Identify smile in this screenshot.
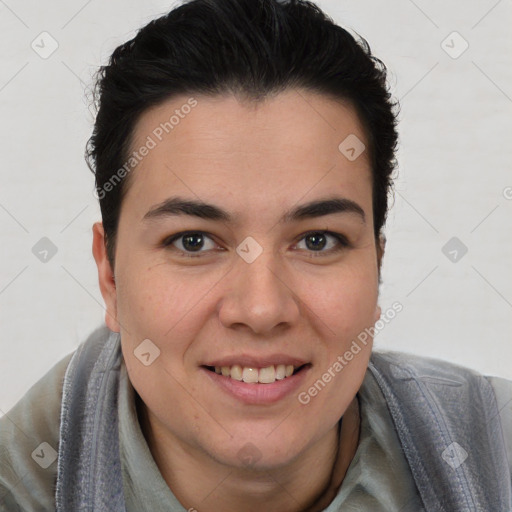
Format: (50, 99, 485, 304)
(204, 364, 309, 384)
(201, 364, 312, 405)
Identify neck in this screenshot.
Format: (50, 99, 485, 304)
(136, 395, 360, 512)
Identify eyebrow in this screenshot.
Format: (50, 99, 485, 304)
(142, 195, 366, 224)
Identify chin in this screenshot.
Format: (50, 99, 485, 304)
(207, 430, 307, 471)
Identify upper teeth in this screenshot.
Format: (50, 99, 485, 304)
(214, 364, 296, 383)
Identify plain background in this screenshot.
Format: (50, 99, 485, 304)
(0, 0, 511, 414)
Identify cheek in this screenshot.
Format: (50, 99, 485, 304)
(298, 260, 379, 336)
(117, 262, 217, 337)
(117, 269, 209, 418)
(114, 273, 201, 395)
(307, 260, 377, 408)
(122, 345, 205, 446)
(296, 270, 376, 424)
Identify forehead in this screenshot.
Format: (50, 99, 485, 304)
(122, 90, 372, 222)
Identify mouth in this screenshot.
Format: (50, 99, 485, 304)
(200, 362, 312, 405)
(201, 363, 311, 384)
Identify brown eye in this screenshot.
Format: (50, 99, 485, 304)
(304, 232, 328, 250)
(180, 233, 205, 251)
(295, 231, 349, 256)
(163, 231, 218, 257)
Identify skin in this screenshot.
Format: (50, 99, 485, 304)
(92, 89, 384, 512)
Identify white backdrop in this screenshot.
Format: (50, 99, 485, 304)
(1, 0, 511, 414)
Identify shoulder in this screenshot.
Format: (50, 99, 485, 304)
(370, 347, 512, 408)
(370, 349, 492, 378)
(0, 329, 103, 510)
(369, 349, 512, 479)
(369, 348, 512, 400)
(484, 374, 512, 477)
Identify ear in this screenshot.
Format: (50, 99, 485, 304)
(373, 304, 382, 324)
(92, 222, 120, 332)
(374, 233, 386, 323)
(376, 233, 386, 271)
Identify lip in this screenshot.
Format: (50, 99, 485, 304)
(200, 364, 312, 405)
(202, 354, 309, 368)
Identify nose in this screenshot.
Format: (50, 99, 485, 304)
(217, 250, 300, 335)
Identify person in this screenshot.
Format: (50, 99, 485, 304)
(1, 0, 511, 510)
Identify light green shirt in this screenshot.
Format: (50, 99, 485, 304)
(1, 350, 511, 511)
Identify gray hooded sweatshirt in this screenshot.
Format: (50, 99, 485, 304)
(1, 326, 511, 511)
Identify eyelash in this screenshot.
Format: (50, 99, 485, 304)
(161, 230, 350, 259)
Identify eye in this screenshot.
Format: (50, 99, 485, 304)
(162, 230, 349, 259)
(294, 231, 349, 256)
(163, 231, 219, 258)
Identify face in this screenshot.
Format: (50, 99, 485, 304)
(93, 89, 383, 471)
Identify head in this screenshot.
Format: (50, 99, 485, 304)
(90, 0, 398, 472)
